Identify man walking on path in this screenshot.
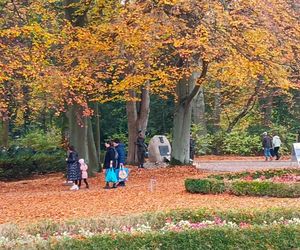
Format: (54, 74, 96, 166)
(272, 134, 282, 160)
(262, 132, 272, 161)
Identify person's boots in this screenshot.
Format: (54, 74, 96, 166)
(112, 183, 117, 188)
(104, 182, 110, 189)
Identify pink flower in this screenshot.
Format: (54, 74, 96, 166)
(166, 218, 172, 223)
(239, 222, 250, 228)
(214, 217, 223, 225)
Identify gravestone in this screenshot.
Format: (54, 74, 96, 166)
(291, 143, 300, 166)
(148, 135, 171, 163)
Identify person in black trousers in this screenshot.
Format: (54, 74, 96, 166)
(103, 141, 117, 189)
(136, 131, 147, 168)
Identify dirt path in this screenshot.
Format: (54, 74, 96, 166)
(0, 166, 299, 226)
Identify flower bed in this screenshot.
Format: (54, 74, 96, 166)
(0, 209, 299, 249)
(186, 169, 300, 197)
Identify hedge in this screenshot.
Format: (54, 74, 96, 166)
(53, 225, 300, 250)
(185, 178, 225, 194)
(230, 181, 300, 198)
(185, 178, 300, 197)
(208, 168, 300, 181)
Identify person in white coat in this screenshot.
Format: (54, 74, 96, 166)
(272, 135, 282, 160)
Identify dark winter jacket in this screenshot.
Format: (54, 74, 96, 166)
(262, 135, 272, 148)
(115, 143, 126, 168)
(103, 147, 117, 169)
(136, 136, 147, 153)
(67, 151, 81, 181)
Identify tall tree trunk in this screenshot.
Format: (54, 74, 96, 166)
(64, 0, 99, 174)
(1, 117, 9, 148)
(22, 84, 30, 133)
(263, 94, 273, 127)
(94, 103, 101, 167)
(171, 61, 208, 164)
(126, 85, 150, 164)
(213, 81, 221, 133)
(67, 105, 98, 175)
(192, 86, 207, 136)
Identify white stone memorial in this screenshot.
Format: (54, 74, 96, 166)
(148, 135, 171, 163)
(291, 143, 300, 167)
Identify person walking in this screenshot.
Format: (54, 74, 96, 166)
(262, 132, 272, 161)
(136, 131, 147, 168)
(272, 134, 282, 160)
(190, 134, 195, 163)
(78, 158, 89, 188)
(67, 145, 81, 190)
(103, 141, 117, 189)
(113, 138, 127, 186)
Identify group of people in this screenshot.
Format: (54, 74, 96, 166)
(66, 145, 89, 191)
(66, 138, 130, 190)
(262, 132, 282, 161)
(103, 138, 127, 189)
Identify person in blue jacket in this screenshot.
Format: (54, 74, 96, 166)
(113, 138, 127, 187)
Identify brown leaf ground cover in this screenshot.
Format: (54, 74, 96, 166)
(0, 161, 299, 226)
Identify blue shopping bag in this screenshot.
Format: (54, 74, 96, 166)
(105, 168, 117, 183)
(115, 167, 129, 182)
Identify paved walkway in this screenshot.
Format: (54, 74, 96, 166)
(195, 160, 299, 172)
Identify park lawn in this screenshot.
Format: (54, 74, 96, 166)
(0, 164, 299, 227)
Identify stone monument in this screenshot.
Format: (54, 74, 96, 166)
(148, 135, 171, 163)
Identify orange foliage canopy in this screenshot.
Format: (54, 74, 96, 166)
(0, 0, 299, 119)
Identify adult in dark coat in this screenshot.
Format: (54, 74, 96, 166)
(67, 145, 81, 185)
(113, 138, 127, 186)
(136, 131, 147, 168)
(103, 141, 117, 189)
(190, 135, 195, 162)
(262, 132, 272, 161)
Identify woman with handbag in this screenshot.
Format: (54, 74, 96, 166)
(113, 138, 128, 187)
(103, 141, 117, 189)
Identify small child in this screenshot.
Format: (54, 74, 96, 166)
(79, 159, 89, 189)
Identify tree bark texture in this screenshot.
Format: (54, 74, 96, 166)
(213, 81, 221, 133)
(126, 86, 150, 164)
(1, 118, 9, 147)
(67, 105, 98, 175)
(192, 86, 207, 136)
(171, 61, 208, 164)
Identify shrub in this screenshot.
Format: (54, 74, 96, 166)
(12, 128, 62, 151)
(222, 131, 262, 156)
(185, 178, 225, 194)
(208, 168, 300, 181)
(0, 128, 66, 180)
(186, 169, 300, 198)
(0, 148, 65, 180)
(230, 181, 300, 198)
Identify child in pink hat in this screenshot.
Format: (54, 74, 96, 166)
(79, 159, 89, 189)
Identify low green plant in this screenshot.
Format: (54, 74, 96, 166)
(52, 225, 300, 250)
(12, 128, 62, 151)
(185, 177, 300, 198)
(185, 178, 225, 194)
(230, 181, 300, 198)
(208, 168, 300, 180)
